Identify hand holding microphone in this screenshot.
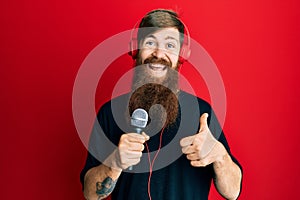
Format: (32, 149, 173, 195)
(116, 109, 149, 170)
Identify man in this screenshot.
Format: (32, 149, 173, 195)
(80, 9, 242, 200)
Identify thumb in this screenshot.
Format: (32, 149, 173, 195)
(141, 132, 150, 141)
(199, 113, 209, 132)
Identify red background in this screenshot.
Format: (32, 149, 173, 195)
(1, 0, 300, 199)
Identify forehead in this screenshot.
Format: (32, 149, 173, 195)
(144, 27, 180, 41)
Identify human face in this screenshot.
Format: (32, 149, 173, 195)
(139, 27, 181, 78)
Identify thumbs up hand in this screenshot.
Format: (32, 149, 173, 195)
(180, 113, 227, 167)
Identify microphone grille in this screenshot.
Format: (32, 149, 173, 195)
(131, 108, 148, 128)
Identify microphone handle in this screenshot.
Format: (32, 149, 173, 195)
(135, 127, 142, 134)
(128, 127, 143, 170)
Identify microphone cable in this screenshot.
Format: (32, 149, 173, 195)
(145, 124, 166, 200)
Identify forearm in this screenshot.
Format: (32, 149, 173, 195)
(83, 150, 122, 200)
(83, 132, 149, 199)
(213, 144, 242, 200)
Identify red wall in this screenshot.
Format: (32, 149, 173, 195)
(1, 0, 300, 199)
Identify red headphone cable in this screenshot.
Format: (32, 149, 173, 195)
(145, 124, 166, 200)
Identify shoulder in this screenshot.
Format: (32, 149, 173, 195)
(96, 93, 131, 132)
(98, 93, 131, 115)
(179, 91, 211, 113)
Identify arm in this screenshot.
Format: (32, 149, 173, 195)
(83, 150, 122, 200)
(212, 144, 242, 199)
(180, 113, 242, 199)
(83, 133, 149, 200)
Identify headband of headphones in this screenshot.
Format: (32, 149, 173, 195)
(128, 9, 191, 64)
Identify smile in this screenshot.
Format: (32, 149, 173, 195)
(148, 63, 167, 71)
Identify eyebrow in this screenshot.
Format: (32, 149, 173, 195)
(165, 36, 179, 43)
(145, 35, 156, 40)
(145, 34, 179, 43)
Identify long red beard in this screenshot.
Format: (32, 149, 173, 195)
(128, 56, 180, 127)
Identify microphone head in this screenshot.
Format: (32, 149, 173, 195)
(131, 108, 148, 128)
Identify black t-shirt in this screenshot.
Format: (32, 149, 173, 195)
(80, 91, 241, 200)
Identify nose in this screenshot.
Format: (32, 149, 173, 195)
(152, 47, 166, 59)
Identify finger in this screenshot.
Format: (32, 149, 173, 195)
(119, 149, 143, 162)
(119, 139, 144, 151)
(181, 145, 195, 154)
(186, 152, 200, 161)
(127, 143, 145, 152)
(141, 132, 150, 141)
(122, 151, 143, 159)
(126, 133, 148, 143)
(128, 157, 142, 166)
(180, 135, 196, 147)
(199, 113, 209, 132)
(190, 160, 206, 167)
(190, 157, 213, 167)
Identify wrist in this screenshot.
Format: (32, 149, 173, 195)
(103, 149, 123, 172)
(213, 142, 231, 167)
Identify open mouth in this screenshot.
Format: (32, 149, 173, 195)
(148, 63, 167, 71)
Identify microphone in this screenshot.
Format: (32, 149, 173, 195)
(128, 108, 148, 170)
(131, 108, 148, 133)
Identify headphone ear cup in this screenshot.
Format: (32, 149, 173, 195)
(128, 40, 138, 59)
(179, 44, 191, 64)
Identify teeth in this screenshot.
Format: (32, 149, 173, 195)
(151, 64, 163, 68)
(149, 64, 166, 70)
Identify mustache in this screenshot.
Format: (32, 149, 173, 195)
(143, 56, 172, 68)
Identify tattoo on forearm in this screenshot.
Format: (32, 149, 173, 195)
(96, 177, 117, 199)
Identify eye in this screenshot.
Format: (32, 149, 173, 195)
(167, 42, 176, 49)
(146, 41, 154, 46)
(144, 40, 156, 48)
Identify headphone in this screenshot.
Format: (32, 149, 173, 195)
(128, 11, 191, 64)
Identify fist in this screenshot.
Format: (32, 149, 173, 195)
(116, 132, 149, 169)
(180, 113, 225, 167)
